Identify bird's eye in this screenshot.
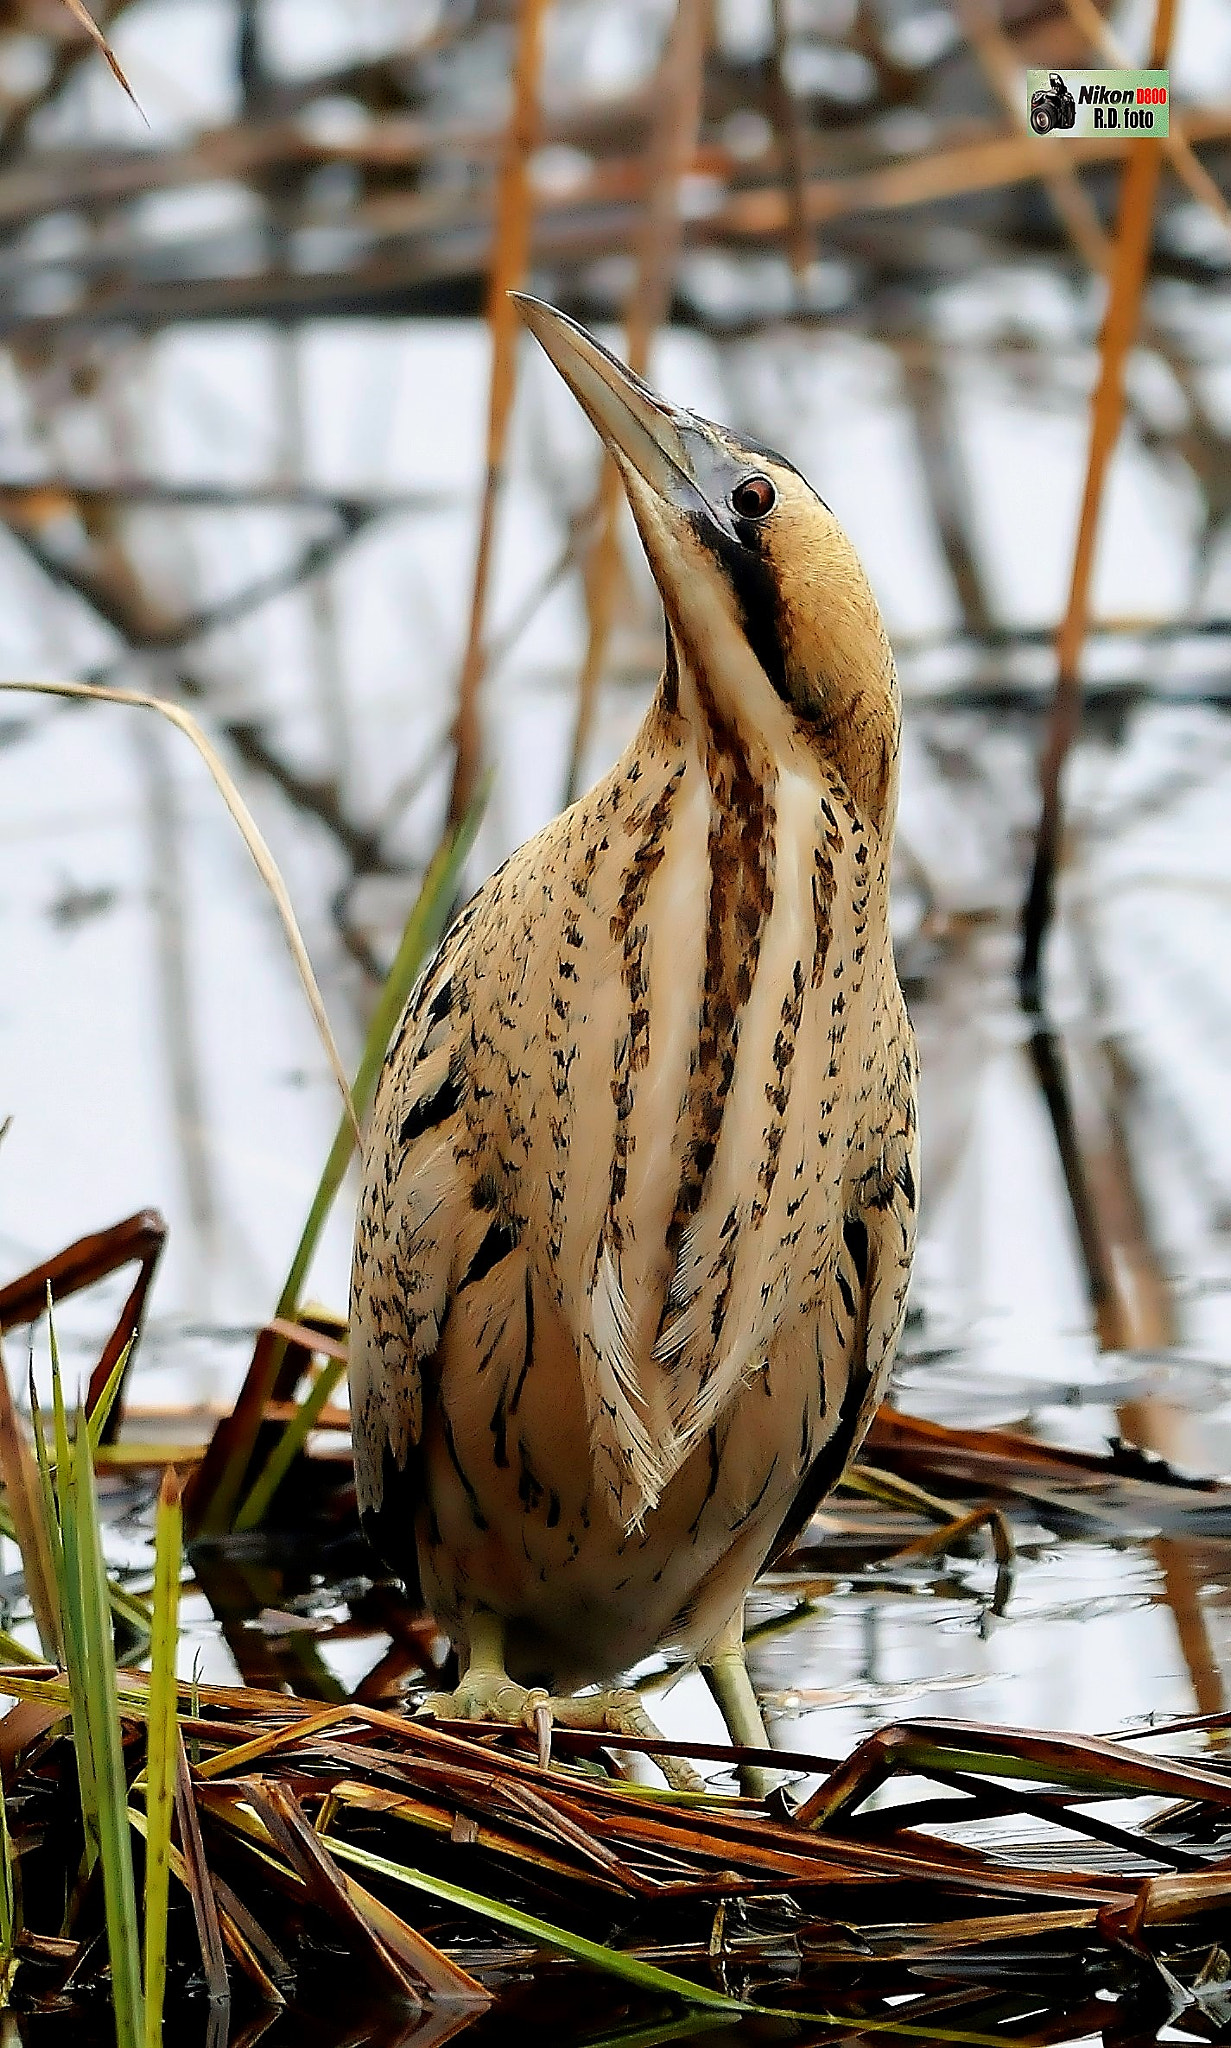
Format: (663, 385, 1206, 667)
(730, 474, 776, 520)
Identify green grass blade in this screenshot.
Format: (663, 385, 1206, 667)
(320, 1835, 1002, 2043)
(26, 1377, 62, 1581)
(29, 1355, 152, 1663)
(233, 1353, 346, 1532)
(576, 2019, 720, 2048)
(0, 1762, 18, 2005)
(46, 1310, 101, 1875)
(70, 1406, 145, 2048)
(0, 1629, 46, 1665)
(87, 1336, 135, 1457)
(202, 790, 489, 1539)
(109, 1579, 154, 1648)
(193, 796, 487, 1542)
(320, 1833, 744, 2012)
(143, 1470, 182, 2047)
(274, 786, 488, 1324)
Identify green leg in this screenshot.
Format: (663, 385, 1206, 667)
(420, 1608, 547, 1723)
(702, 1613, 779, 1799)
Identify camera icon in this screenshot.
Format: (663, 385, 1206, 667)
(1030, 72, 1077, 134)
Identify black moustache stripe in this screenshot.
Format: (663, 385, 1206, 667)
(691, 513, 788, 705)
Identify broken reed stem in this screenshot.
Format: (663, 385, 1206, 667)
(1018, 0, 1175, 1352)
(446, 0, 550, 828)
(564, 0, 709, 805)
(0, 1768, 15, 2006)
(58, 0, 144, 117)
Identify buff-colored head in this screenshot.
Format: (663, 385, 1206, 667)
(513, 293, 900, 826)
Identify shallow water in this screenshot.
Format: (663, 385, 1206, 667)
(6, 696, 1231, 2045)
(3, 272, 1231, 2046)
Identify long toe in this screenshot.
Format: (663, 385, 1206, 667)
(547, 1688, 704, 1793)
(605, 1693, 705, 1794)
(419, 1677, 548, 1724)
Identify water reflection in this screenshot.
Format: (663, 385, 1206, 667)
(3, 257, 1231, 2048)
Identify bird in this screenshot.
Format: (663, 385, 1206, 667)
(349, 296, 918, 1795)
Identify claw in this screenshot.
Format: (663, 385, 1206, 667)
(414, 1636, 703, 1793)
(533, 1700, 553, 1771)
(417, 1672, 540, 1724)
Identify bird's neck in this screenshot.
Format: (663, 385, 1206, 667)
(650, 633, 897, 889)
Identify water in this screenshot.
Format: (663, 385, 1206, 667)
(3, 203, 1231, 2048)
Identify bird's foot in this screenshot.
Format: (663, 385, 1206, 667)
(418, 1670, 548, 1726)
(420, 1677, 701, 1790)
(541, 1688, 704, 1793)
(415, 1611, 702, 1792)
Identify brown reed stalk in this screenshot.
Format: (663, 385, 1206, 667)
(718, 106, 1231, 239)
(59, 0, 143, 115)
(446, 0, 550, 828)
(1060, 0, 1231, 233)
(768, 0, 812, 279)
(564, 0, 709, 806)
(1019, 0, 1178, 1354)
(0, 1334, 60, 1661)
(954, 0, 1109, 272)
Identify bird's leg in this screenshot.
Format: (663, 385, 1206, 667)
(419, 1608, 547, 1725)
(541, 1689, 704, 1793)
(701, 1612, 780, 1799)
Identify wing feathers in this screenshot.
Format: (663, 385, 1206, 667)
(588, 1242, 671, 1521)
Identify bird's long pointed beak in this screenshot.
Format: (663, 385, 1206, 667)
(511, 292, 708, 516)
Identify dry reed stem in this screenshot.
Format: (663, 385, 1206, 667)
(1018, 0, 1177, 1353)
(446, 0, 550, 828)
(952, 0, 1221, 629)
(174, 1726, 230, 2004)
(1060, 0, 1231, 235)
(0, 1333, 61, 1660)
(1152, 1537, 1226, 1716)
(9, 1622, 1231, 2038)
(768, 0, 812, 278)
(954, 0, 1109, 272)
(0, 1211, 166, 1444)
(564, 0, 708, 803)
(0, 681, 358, 1141)
(1035, 119, 1172, 736)
(58, 0, 143, 117)
(718, 104, 1231, 236)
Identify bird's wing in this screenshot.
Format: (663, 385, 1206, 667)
(765, 1146, 918, 1569)
(349, 903, 504, 1534)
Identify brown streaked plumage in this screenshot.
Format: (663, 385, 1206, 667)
(350, 299, 918, 1791)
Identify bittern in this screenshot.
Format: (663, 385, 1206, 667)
(350, 298, 918, 1794)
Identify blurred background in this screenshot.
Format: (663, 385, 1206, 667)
(1, 0, 1230, 1738)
